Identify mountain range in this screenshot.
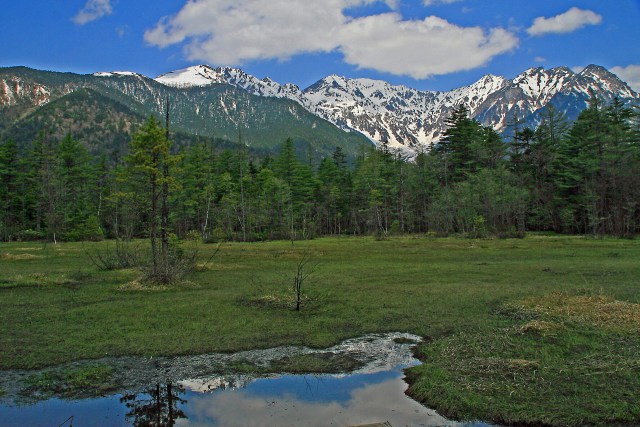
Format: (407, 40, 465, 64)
(1, 64, 638, 158)
(154, 64, 639, 151)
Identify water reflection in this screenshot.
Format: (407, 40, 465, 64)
(0, 334, 493, 426)
(0, 369, 489, 427)
(120, 383, 187, 427)
(181, 369, 466, 427)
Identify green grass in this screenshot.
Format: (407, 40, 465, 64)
(224, 353, 363, 375)
(268, 352, 363, 374)
(24, 364, 116, 399)
(406, 298, 640, 426)
(1, 235, 639, 425)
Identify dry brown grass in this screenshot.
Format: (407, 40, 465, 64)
(117, 278, 200, 292)
(117, 279, 169, 292)
(1, 252, 41, 260)
(512, 292, 640, 332)
(517, 320, 563, 336)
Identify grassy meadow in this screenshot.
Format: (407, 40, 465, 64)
(0, 235, 638, 425)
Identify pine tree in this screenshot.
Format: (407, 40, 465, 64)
(125, 115, 173, 279)
(554, 96, 639, 235)
(435, 105, 485, 183)
(56, 133, 101, 240)
(0, 139, 19, 240)
(37, 130, 62, 242)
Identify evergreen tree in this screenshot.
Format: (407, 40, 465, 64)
(554, 96, 639, 235)
(406, 150, 440, 232)
(175, 140, 217, 238)
(0, 139, 19, 240)
(125, 116, 174, 278)
(434, 105, 485, 183)
(38, 130, 62, 242)
(56, 133, 102, 240)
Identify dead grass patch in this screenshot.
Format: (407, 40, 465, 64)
(117, 278, 200, 292)
(513, 292, 640, 332)
(517, 320, 563, 337)
(7, 273, 60, 286)
(476, 358, 540, 377)
(118, 279, 169, 292)
(1, 253, 41, 260)
(194, 263, 211, 272)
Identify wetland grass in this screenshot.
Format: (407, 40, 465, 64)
(1, 235, 639, 425)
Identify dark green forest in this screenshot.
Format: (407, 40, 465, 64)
(0, 96, 638, 242)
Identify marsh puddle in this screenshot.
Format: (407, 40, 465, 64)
(0, 333, 491, 427)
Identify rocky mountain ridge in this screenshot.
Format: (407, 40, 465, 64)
(0, 66, 371, 160)
(154, 64, 640, 152)
(1, 64, 638, 157)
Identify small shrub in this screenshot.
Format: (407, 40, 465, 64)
(61, 216, 104, 242)
(139, 241, 199, 285)
(18, 229, 46, 241)
(497, 227, 526, 239)
(374, 229, 389, 241)
(467, 215, 487, 239)
(87, 240, 143, 270)
(390, 219, 402, 235)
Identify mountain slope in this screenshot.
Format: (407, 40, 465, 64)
(0, 67, 373, 160)
(4, 88, 145, 154)
(153, 64, 639, 153)
(298, 65, 638, 150)
(2, 64, 637, 159)
(1, 88, 233, 156)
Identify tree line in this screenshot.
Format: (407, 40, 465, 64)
(0, 96, 638, 242)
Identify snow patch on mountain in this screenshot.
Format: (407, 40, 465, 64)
(155, 65, 303, 98)
(149, 64, 638, 153)
(294, 65, 638, 152)
(94, 71, 143, 78)
(512, 67, 572, 106)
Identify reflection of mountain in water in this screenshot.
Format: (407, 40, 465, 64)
(181, 375, 252, 393)
(0, 333, 490, 426)
(120, 383, 187, 427)
(181, 370, 480, 427)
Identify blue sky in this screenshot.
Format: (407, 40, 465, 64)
(2, 0, 639, 92)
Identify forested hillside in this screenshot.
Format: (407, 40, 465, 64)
(0, 95, 638, 242)
(0, 67, 373, 161)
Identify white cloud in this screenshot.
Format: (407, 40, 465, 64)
(611, 65, 640, 92)
(145, 0, 517, 79)
(527, 7, 602, 36)
(116, 25, 129, 38)
(534, 56, 546, 63)
(339, 14, 518, 78)
(183, 377, 452, 427)
(73, 0, 113, 25)
(423, 0, 462, 5)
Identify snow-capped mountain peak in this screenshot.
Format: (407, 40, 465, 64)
(511, 66, 574, 104)
(580, 64, 611, 78)
(150, 63, 638, 153)
(93, 71, 144, 78)
(154, 65, 226, 87)
(154, 65, 308, 103)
